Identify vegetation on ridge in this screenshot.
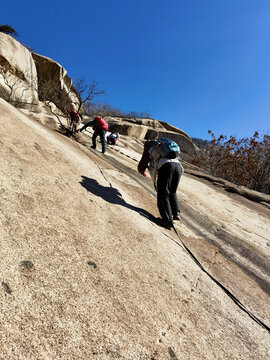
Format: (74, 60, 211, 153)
(0, 24, 18, 38)
(193, 131, 270, 195)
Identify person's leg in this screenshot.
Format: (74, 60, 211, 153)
(73, 123, 77, 134)
(92, 130, 98, 149)
(99, 130, 106, 153)
(156, 163, 174, 224)
(169, 162, 182, 218)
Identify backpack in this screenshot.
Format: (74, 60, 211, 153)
(147, 138, 180, 186)
(95, 117, 108, 131)
(149, 138, 180, 160)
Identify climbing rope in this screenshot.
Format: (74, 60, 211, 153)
(79, 138, 270, 334)
(171, 224, 270, 334)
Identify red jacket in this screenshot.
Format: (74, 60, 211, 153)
(70, 110, 80, 122)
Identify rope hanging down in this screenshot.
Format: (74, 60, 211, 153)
(83, 146, 270, 334)
(171, 225, 270, 334)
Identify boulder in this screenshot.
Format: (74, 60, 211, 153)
(159, 120, 192, 139)
(0, 33, 39, 108)
(120, 117, 165, 129)
(32, 52, 80, 113)
(145, 129, 198, 162)
(104, 116, 198, 161)
(107, 119, 148, 139)
(105, 116, 164, 129)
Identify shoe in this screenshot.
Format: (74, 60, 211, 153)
(91, 146, 96, 149)
(156, 218, 173, 230)
(173, 214, 181, 221)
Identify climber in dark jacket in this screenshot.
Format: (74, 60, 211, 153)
(138, 140, 184, 229)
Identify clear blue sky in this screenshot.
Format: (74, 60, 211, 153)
(2, 0, 270, 139)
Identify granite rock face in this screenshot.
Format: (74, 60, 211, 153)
(107, 116, 198, 161)
(0, 34, 197, 159)
(32, 52, 80, 112)
(0, 99, 269, 359)
(0, 33, 39, 108)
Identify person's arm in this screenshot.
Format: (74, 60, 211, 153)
(138, 140, 157, 175)
(80, 120, 94, 132)
(138, 147, 150, 175)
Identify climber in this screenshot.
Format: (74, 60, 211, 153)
(138, 138, 184, 230)
(107, 131, 120, 145)
(68, 109, 81, 134)
(79, 116, 108, 153)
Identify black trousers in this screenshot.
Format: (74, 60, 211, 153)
(157, 162, 181, 223)
(92, 129, 106, 153)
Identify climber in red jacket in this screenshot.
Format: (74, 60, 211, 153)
(79, 116, 108, 154)
(68, 110, 81, 134)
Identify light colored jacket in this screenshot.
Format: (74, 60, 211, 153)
(149, 157, 184, 187)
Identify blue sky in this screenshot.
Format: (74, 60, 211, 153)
(2, 0, 270, 139)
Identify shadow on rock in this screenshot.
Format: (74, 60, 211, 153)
(80, 175, 156, 223)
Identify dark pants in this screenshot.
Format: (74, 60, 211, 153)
(92, 129, 106, 153)
(157, 162, 181, 223)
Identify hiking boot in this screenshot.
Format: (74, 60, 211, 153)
(156, 218, 173, 230)
(173, 213, 181, 221)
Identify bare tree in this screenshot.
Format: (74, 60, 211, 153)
(38, 77, 71, 110)
(84, 101, 125, 117)
(73, 78, 104, 113)
(126, 110, 151, 119)
(84, 101, 151, 119)
(0, 65, 38, 108)
(37, 76, 74, 129)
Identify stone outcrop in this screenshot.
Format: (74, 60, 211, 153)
(0, 33, 39, 108)
(106, 116, 198, 161)
(32, 52, 80, 113)
(145, 128, 198, 162)
(159, 120, 192, 139)
(0, 34, 197, 160)
(0, 33, 80, 114)
(106, 116, 164, 139)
